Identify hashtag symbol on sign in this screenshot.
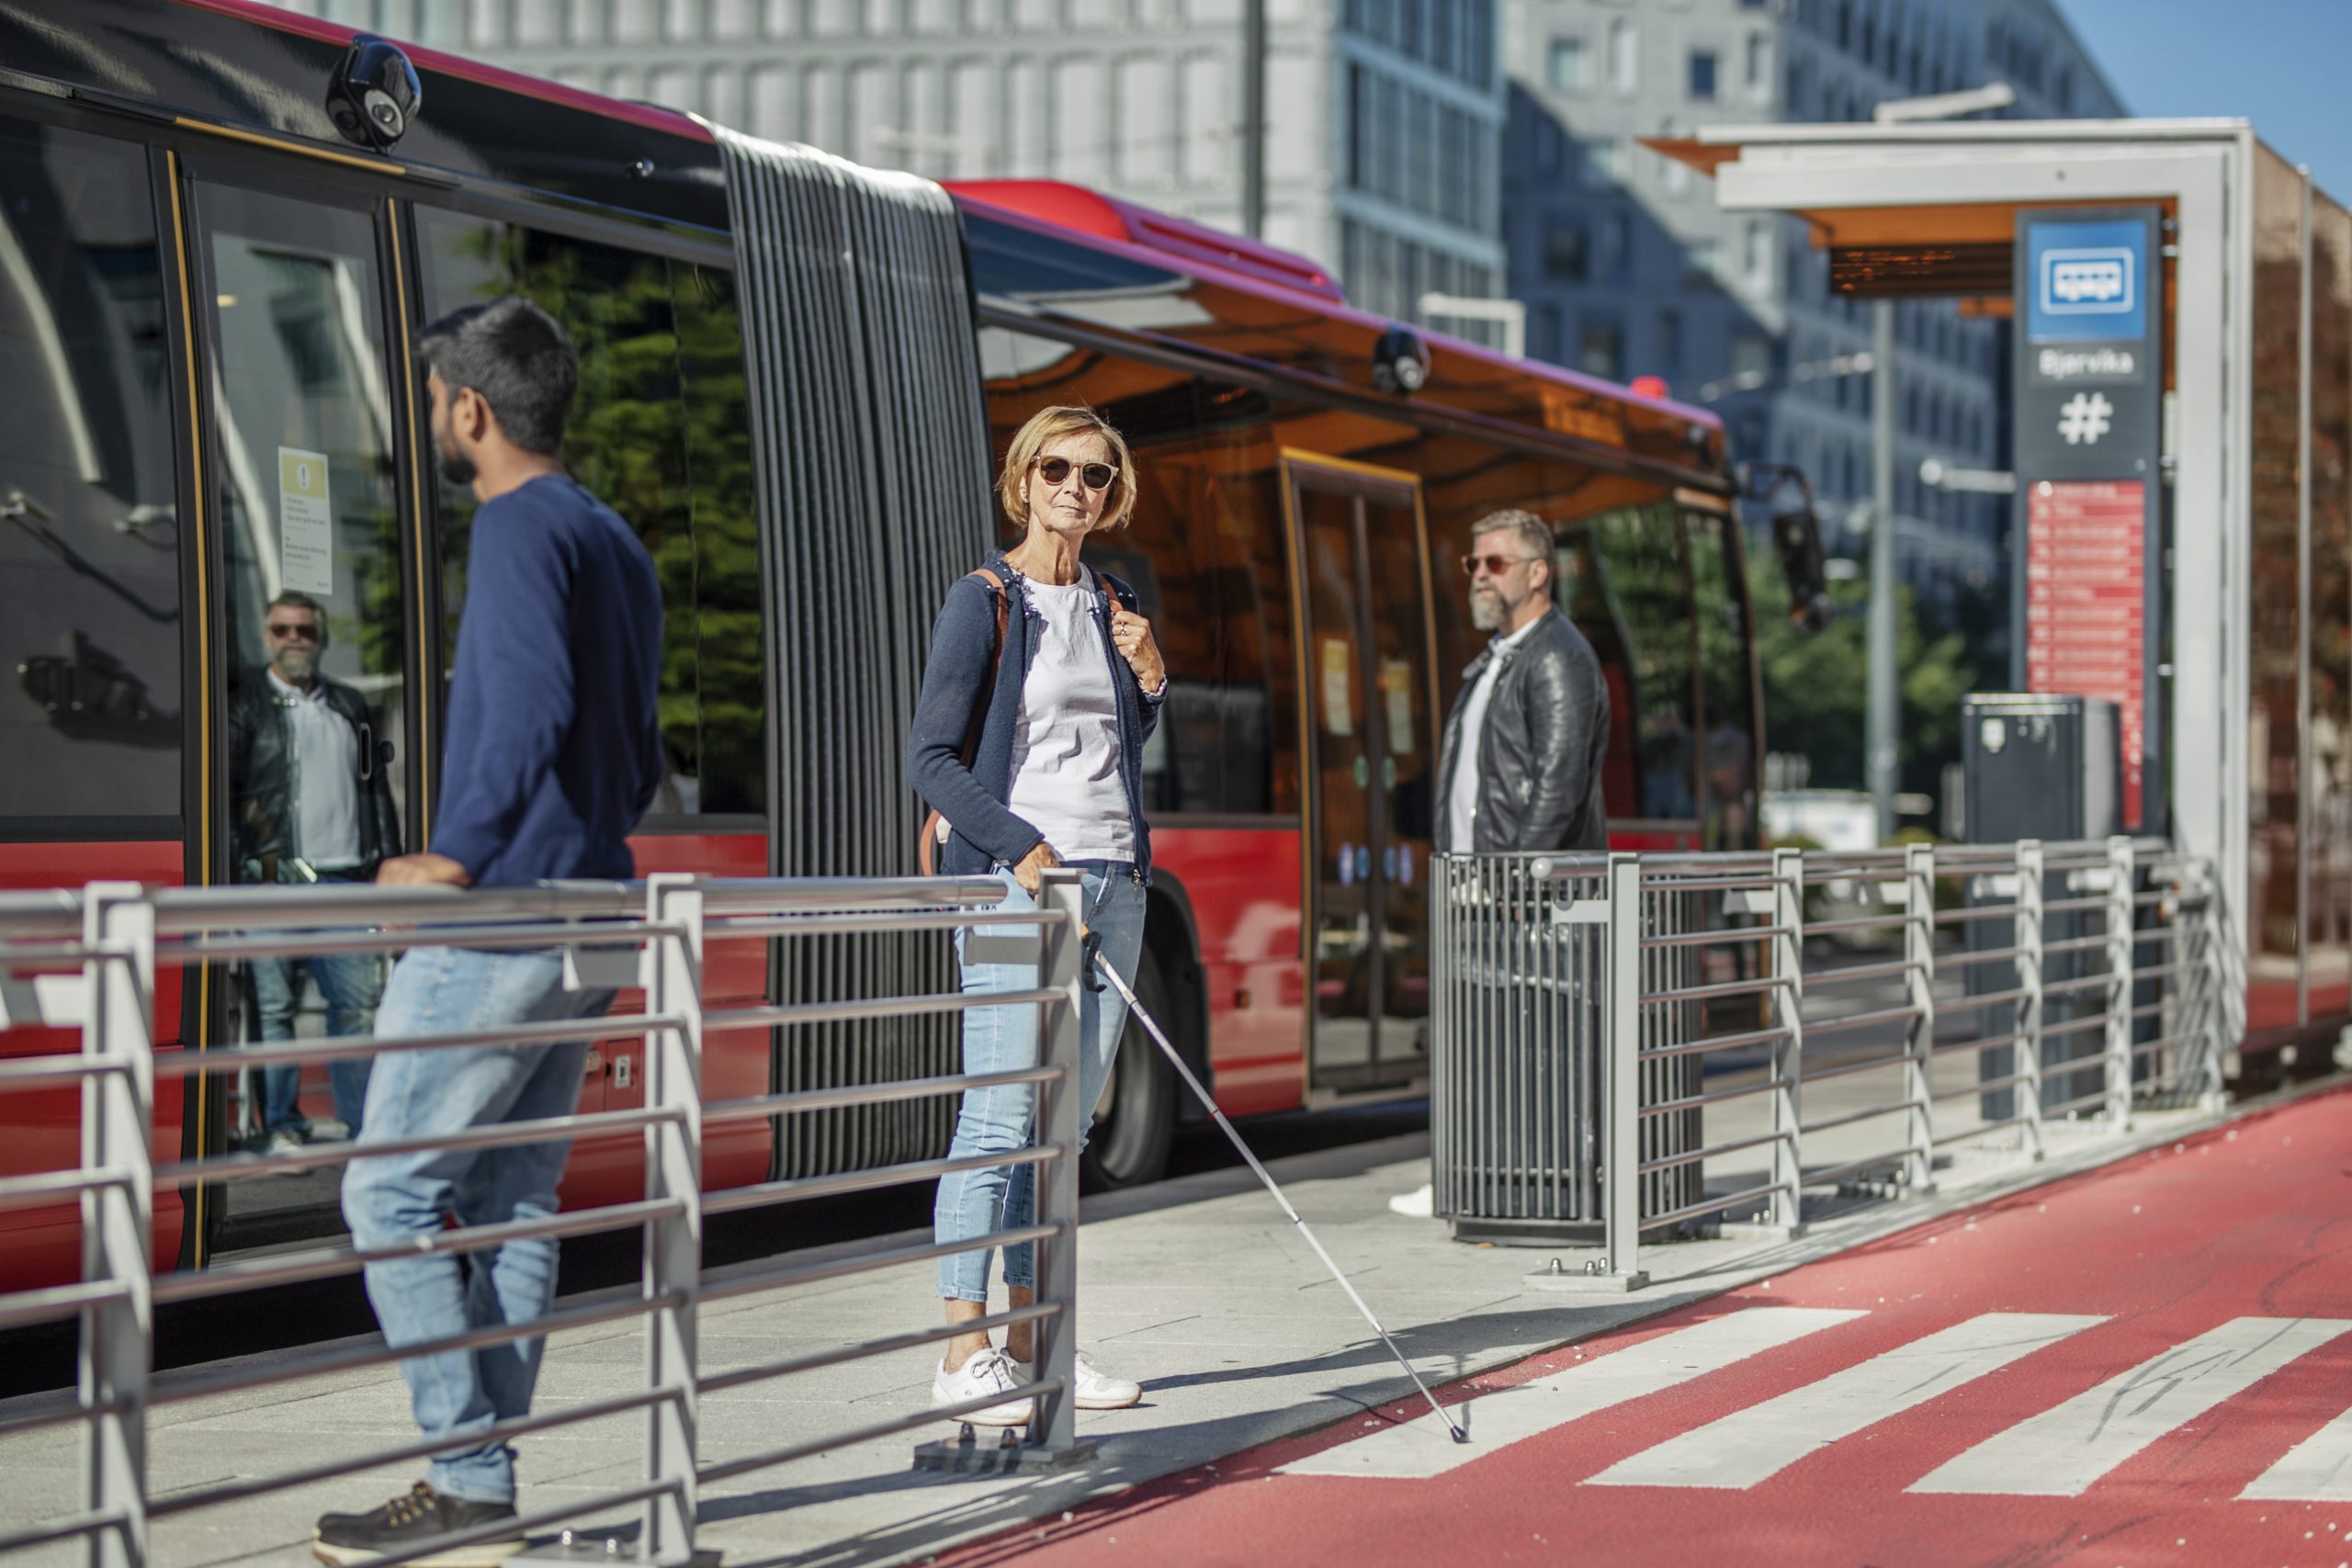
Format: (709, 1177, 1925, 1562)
(2056, 391, 2114, 446)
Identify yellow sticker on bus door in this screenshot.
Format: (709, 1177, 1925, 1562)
(1379, 659, 1415, 754)
(1318, 636, 1354, 736)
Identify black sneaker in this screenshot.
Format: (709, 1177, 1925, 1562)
(311, 1481, 525, 1567)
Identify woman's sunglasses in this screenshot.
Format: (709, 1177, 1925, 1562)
(1035, 457, 1116, 491)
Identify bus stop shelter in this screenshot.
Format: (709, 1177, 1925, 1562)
(1654, 118, 2352, 1062)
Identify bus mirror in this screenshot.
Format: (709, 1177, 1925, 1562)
(1738, 462, 1830, 635)
(327, 35, 421, 151)
(1774, 506, 1830, 634)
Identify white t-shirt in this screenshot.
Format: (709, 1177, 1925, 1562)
(268, 668, 363, 871)
(1006, 570, 1136, 863)
(1446, 615, 1544, 852)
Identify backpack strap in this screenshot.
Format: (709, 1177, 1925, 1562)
(956, 569, 1009, 771)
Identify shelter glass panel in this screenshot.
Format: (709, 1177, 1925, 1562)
(2309, 199, 2352, 1021)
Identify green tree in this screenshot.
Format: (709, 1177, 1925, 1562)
(1749, 557, 1980, 818)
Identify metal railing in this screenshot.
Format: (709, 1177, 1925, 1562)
(1432, 838, 2226, 1288)
(0, 868, 1093, 1568)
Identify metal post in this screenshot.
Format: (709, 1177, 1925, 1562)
(1028, 870, 1092, 1461)
(2104, 837, 2135, 1134)
(1239, 0, 1265, 239)
(1599, 854, 1648, 1286)
(1767, 847, 1806, 1231)
(1867, 299, 1899, 842)
(82, 883, 153, 1568)
(1902, 842, 1936, 1192)
(2015, 840, 2046, 1160)
(639, 876, 702, 1565)
(2192, 861, 2229, 1111)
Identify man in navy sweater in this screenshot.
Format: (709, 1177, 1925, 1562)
(314, 297, 664, 1568)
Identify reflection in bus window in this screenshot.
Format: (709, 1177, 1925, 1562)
(1686, 513, 1758, 849)
(976, 326, 1288, 816)
(198, 181, 406, 1176)
(417, 213, 763, 819)
(1565, 502, 1698, 822)
(0, 117, 182, 829)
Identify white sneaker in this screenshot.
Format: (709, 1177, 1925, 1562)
(1072, 1351, 1141, 1410)
(933, 1348, 1034, 1427)
(266, 1130, 312, 1173)
(1387, 1182, 1434, 1218)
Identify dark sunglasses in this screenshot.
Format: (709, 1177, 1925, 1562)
(1035, 457, 1116, 491)
(266, 621, 322, 640)
(1461, 553, 1543, 578)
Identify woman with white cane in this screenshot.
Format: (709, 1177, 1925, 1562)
(906, 404, 1166, 1426)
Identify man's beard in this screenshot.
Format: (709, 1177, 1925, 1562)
(435, 431, 476, 487)
(1469, 586, 1506, 631)
(275, 646, 318, 684)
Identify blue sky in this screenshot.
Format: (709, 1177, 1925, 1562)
(2059, 0, 2352, 200)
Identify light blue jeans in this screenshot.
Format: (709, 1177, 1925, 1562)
(252, 944, 382, 1138)
(340, 945, 611, 1506)
(935, 863, 1146, 1303)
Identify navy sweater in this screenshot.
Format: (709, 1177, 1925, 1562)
(431, 476, 665, 887)
(906, 554, 1163, 881)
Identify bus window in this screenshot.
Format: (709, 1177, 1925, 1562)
(1685, 511, 1759, 850)
(975, 327, 1287, 818)
(1564, 502, 1698, 824)
(0, 117, 182, 833)
(415, 212, 763, 821)
(193, 176, 409, 1198)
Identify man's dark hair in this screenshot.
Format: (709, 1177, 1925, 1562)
(268, 590, 325, 618)
(416, 296, 578, 457)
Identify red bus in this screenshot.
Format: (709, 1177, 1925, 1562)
(0, 0, 1768, 1284)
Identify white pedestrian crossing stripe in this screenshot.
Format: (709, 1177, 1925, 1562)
(2243, 1404, 2352, 1500)
(1911, 1316, 2352, 1496)
(1587, 1313, 2103, 1491)
(1278, 1307, 1863, 1481)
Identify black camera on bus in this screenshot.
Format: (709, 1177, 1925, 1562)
(1373, 325, 1428, 396)
(326, 34, 421, 151)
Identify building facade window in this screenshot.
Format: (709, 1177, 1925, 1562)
(1688, 48, 1717, 100)
(1548, 36, 1589, 93)
(1656, 307, 1682, 374)
(1544, 220, 1589, 280)
(1582, 137, 1623, 189)
(1577, 314, 1623, 379)
(1608, 18, 1638, 93)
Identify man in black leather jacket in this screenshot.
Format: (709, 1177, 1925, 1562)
(227, 591, 401, 1152)
(1432, 509, 1611, 855)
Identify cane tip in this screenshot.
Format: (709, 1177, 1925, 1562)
(1449, 1427, 1471, 1445)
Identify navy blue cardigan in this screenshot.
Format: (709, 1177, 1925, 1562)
(906, 553, 1163, 882)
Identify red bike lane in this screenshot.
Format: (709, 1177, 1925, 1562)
(944, 1089, 2352, 1568)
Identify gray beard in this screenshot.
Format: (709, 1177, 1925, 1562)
(275, 648, 318, 685)
(1469, 590, 1506, 631)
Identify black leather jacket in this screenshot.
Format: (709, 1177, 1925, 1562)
(1433, 607, 1611, 853)
(227, 670, 401, 879)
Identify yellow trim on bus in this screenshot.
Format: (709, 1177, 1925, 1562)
(167, 152, 213, 1267)
(175, 116, 405, 177)
(388, 198, 432, 840)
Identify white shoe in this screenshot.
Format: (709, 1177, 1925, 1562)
(266, 1130, 313, 1173)
(933, 1348, 1034, 1427)
(1387, 1182, 1434, 1218)
(1072, 1351, 1141, 1410)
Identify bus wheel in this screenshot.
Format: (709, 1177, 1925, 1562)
(1080, 942, 1178, 1191)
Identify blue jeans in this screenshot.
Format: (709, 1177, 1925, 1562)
(340, 946, 610, 1506)
(252, 934, 383, 1138)
(934, 863, 1145, 1303)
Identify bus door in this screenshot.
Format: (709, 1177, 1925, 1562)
(176, 151, 436, 1258)
(1283, 453, 1440, 1100)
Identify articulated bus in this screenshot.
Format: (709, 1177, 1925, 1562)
(0, 0, 1770, 1284)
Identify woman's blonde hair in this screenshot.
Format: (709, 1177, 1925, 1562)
(997, 404, 1138, 534)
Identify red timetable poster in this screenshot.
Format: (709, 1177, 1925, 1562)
(2023, 479, 2146, 825)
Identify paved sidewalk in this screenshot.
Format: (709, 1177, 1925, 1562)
(0, 1089, 2233, 1568)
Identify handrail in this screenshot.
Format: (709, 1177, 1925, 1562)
(0, 868, 1100, 1565)
(1432, 835, 2227, 1292)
